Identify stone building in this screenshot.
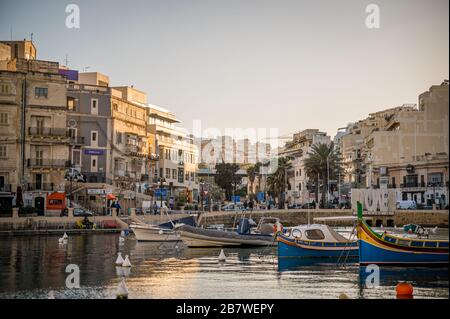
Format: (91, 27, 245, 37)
(364, 81, 449, 208)
(0, 40, 69, 214)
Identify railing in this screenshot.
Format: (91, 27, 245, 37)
(27, 159, 71, 168)
(0, 184, 11, 192)
(83, 172, 107, 183)
(26, 183, 55, 191)
(28, 127, 68, 137)
(69, 136, 85, 145)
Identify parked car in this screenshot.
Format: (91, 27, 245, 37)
(73, 208, 94, 217)
(221, 203, 244, 211)
(65, 168, 86, 182)
(396, 200, 417, 210)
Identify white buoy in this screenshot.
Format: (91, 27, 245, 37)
(218, 249, 226, 262)
(120, 230, 126, 237)
(116, 278, 129, 299)
(122, 255, 132, 267)
(116, 252, 124, 266)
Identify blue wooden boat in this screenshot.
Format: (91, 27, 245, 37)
(277, 224, 359, 259)
(356, 202, 449, 266)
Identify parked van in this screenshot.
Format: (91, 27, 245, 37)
(396, 200, 417, 210)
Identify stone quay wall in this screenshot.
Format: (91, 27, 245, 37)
(197, 209, 449, 228)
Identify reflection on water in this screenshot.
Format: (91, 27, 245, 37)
(0, 233, 448, 299)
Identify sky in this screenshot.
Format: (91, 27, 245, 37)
(0, 0, 448, 142)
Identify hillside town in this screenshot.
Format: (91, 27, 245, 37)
(0, 39, 449, 218)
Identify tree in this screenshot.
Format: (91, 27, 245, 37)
(266, 157, 292, 208)
(246, 162, 262, 196)
(304, 143, 342, 208)
(214, 162, 242, 200)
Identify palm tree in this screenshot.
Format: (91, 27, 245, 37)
(246, 162, 263, 197)
(247, 165, 256, 196)
(267, 157, 292, 208)
(304, 143, 342, 208)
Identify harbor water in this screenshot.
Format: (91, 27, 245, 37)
(0, 229, 448, 299)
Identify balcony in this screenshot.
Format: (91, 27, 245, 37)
(26, 183, 56, 191)
(29, 127, 68, 137)
(69, 136, 85, 145)
(125, 144, 139, 154)
(27, 159, 71, 168)
(0, 184, 11, 192)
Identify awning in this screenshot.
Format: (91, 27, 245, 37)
(107, 194, 116, 200)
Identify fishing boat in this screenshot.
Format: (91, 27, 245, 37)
(277, 224, 358, 259)
(176, 217, 280, 247)
(356, 202, 449, 266)
(130, 216, 196, 242)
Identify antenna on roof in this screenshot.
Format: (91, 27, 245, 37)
(30, 33, 34, 42)
(65, 54, 69, 66)
(10, 25, 13, 40)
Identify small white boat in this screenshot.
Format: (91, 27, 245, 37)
(130, 223, 181, 242)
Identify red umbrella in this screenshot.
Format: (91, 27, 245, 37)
(107, 194, 116, 200)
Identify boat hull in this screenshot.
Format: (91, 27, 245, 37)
(357, 222, 449, 266)
(277, 234, 359, 259)
(131, 225, 181, 242)
(178, 225, 276, 248)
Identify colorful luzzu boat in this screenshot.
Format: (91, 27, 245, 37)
(277, 224, 359, 259)
(356, 202, 449, 266)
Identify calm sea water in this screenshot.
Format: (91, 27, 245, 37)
(0, 230, 448, 299)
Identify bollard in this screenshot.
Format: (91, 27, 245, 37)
(12, 207, 19, 219)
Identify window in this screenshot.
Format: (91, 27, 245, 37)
(91, 99, 98, 115)
(0, 83, 10, 94)
(113, 103, 118, 111)
(165, 168, 171, 178)
(0, 113, 8, 125)
(91, 156, 98, 172)
(91, 131, 98, 146)
(292, 229, 302, 238)
(172, 169, 177, 180)
(305, 229, 325, 240)
(0, 145, 6, 158)
(72, 149, 81, 167)
(35, 87, 48, 98)
(67, 97, 75, 111)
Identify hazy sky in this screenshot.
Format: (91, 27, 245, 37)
(0, 0, 448, 141)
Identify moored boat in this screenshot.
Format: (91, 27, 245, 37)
(130, 215, 197, 242)
(130, 223, 181, 242)
(356, 202, 449, 266)
(277, 224, 358, 259)
(176, 217, 279, 247)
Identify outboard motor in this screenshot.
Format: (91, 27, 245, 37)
(237, 218, 251, 235)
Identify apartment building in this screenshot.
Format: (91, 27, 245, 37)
(338, 105, 415, 188)
(67, 72, 113, 184)
(111, 86, 157, 194)
(0, 41, 69, 214)
(148, 104, 199, 201)
(279, 129, 331, 205)
(364, 81, 449, 207)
